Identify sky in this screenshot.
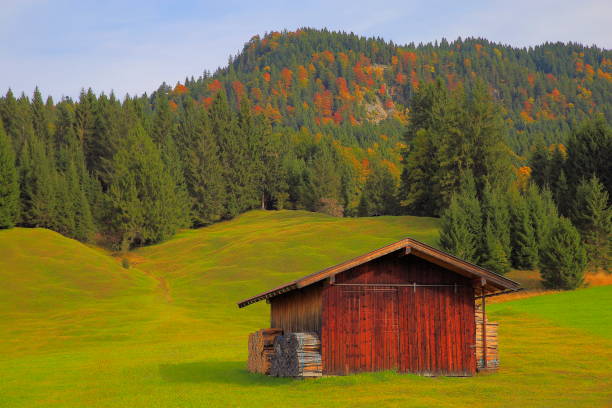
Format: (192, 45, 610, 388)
(1, 0, 610, 100)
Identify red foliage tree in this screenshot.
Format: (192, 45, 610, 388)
(173, 84, 188, 95)
(208, 79, 223, 93)
(280, 68, 293, 88)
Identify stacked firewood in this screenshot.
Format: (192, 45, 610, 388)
(270, 332, 322, 377)
(475, 304, 499, 370)
(247, 328, 283, 374)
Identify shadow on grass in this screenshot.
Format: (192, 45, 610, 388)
(159, 360, 293, 386)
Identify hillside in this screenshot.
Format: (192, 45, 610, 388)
(0, 211, 610, 407)
(174, 28, 612, 153)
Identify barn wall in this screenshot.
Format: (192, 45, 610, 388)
(321, 254, 476, 376)
(270, 282, 324, 334)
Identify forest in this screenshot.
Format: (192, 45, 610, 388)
(0, 28, 610, 288)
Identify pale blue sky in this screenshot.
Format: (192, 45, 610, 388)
(1, 0, 610, 100)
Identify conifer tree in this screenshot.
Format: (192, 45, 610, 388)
(149, 95, 190, 228)
(540, 217, 587, 290)
(75, 89, 97, 146)
(508, 188, 539, 269)
(210, 91, 245, 218)
(31, 87, 51, 142)
(0, 122, 19, 228)
(0, 91, 36, 154)
(480, 181, 511, 273)
(439, 172, 482, 263)
(87, 94, 121, 188)
(178, 98, 226, 226)
(358, 161, 398, 216)
(18, 135, 57, 228)
(259, 120, 288, 210)
(50, 103, 95, 241)
(105, 122, 182, 248)
(308, 144, 342, 214)
(400, 80, 447, 216)
(564, 116, 611, 200)
(237, 99, 265, 211)
(526, 184, 558, 261)
(571, 176, 611, 272)
(106, 150, 143, 251)
(481, 221, 511, 274)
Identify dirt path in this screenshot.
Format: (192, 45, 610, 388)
(115, 253, 173, 303)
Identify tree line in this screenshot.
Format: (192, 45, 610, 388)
(0, 29, 609, 290)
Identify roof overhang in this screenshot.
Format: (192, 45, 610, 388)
(237, 238, 520, 308)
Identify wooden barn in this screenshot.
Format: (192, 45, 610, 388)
(238, 238, 520, 376)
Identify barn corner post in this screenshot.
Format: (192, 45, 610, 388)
(481, 279, 487, 372)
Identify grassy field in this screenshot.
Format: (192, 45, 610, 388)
(0, 210, 610, 407)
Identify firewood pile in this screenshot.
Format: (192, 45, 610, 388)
(247, 328, 283, 374)
(270, 332, 322, 377)
(475, 304, 499, 370)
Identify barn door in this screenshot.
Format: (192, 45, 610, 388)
(397, 285, 476, 376)
(322, 285, 399, 375)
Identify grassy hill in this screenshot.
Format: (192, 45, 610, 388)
(0, 211, 610, 407)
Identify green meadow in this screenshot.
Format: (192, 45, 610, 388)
(0, 210, 610, 407)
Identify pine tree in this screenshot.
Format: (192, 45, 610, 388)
(105, 122, 183, 249)
(210, 91, 248, 218)
(530, 142, 552, 188)
(308, 144, 342, 214)
(31, 87, 51, 142)
(540, 217, 587, 290)
(439, 195, 479, 263)
(178, 98, 226, 226)
(564, 116, 611, 200)
(571, 176, 611, 272)
(0, 90, 36, 155)
(237, 99, 265, 211)
(87, 93, 121, 188)
(149, 95, 190, 229)
(400, 80, 447, 216)
(105, 146, 143, 251)
(18, 135, 57, 228)
(439, 172, 482, 263)
(0, 122, 19, 228)
(508, 188, 539, 269)
(525, 184, 558, 263)
(259, 122, 288, 210)
(480, 181, 511, 273)
(358, 161, 398, 216)
(481, 221, 511, 274)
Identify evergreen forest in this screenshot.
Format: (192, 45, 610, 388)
(0, 28, 610, 286)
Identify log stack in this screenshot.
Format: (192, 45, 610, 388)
(270, 332, 322, 377)
(475, 304, 499, 370)
(247, 328, 283, 374)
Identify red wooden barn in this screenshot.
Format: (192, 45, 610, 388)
(238, 238, 520, 376)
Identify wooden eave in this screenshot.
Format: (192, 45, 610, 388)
(237, 238, 520, 308)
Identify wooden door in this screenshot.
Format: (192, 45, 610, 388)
(397, 285, 476, 376)
(322, 285, 399, 375)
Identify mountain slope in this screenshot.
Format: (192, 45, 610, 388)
(171, 28, 612, 153)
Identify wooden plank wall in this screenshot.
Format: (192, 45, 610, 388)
(321, 254, 476, 376)
(270, 282, 323, 334)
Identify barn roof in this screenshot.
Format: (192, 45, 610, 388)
(237, 238, 520, 308)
